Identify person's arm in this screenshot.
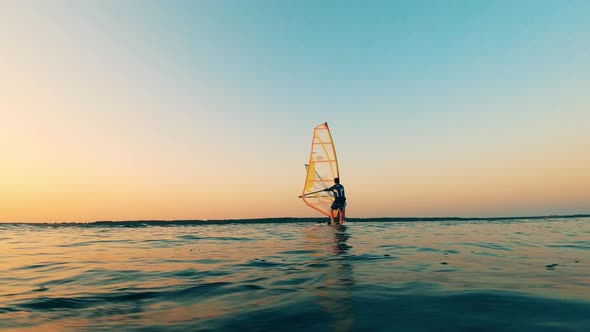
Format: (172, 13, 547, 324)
(323, 185, 334, 192)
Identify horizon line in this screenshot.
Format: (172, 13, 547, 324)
(2, 214, 589, 225)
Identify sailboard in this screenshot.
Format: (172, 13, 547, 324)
(300, 122, 340, 218)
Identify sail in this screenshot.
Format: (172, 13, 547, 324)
(301, 122, 339, 217)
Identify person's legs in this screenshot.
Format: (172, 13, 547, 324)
(330, 200, 339, 225)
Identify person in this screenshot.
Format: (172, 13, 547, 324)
(323, 177, 346, 225)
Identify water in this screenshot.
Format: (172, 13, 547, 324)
(1, 218, 589, 331)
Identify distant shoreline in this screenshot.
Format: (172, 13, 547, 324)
(2, 214, 589, 225)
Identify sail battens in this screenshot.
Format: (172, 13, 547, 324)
(310, 159, 337, 163)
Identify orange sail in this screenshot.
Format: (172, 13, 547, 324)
(300, 122, 339, 217)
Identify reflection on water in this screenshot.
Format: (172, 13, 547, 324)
(305, 226, 355, 332)
(0, 218, 589, 331)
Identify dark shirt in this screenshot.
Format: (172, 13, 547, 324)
(325, 184, 345, 199)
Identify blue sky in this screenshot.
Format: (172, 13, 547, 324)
(1, 1, 589, 221)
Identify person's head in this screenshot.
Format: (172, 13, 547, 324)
(334, 177, 340, 184)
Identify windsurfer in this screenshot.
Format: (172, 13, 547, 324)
(323, 177, 346, 224)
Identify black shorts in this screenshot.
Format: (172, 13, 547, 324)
(331, 198, 346, 210)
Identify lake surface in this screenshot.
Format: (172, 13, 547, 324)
(1, 217, 589, 331)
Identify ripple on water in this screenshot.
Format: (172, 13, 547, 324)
(348, 253, 399, 262)
(278, 249, 319, 255)
(13, 262, 68, 271)
(1, 219, 589, 331)
(461, 242, 513, 251)
(547, 243, 590, 250)
(242, 260, 284, 268)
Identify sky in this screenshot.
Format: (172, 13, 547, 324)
(1, 0, 589, 222)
